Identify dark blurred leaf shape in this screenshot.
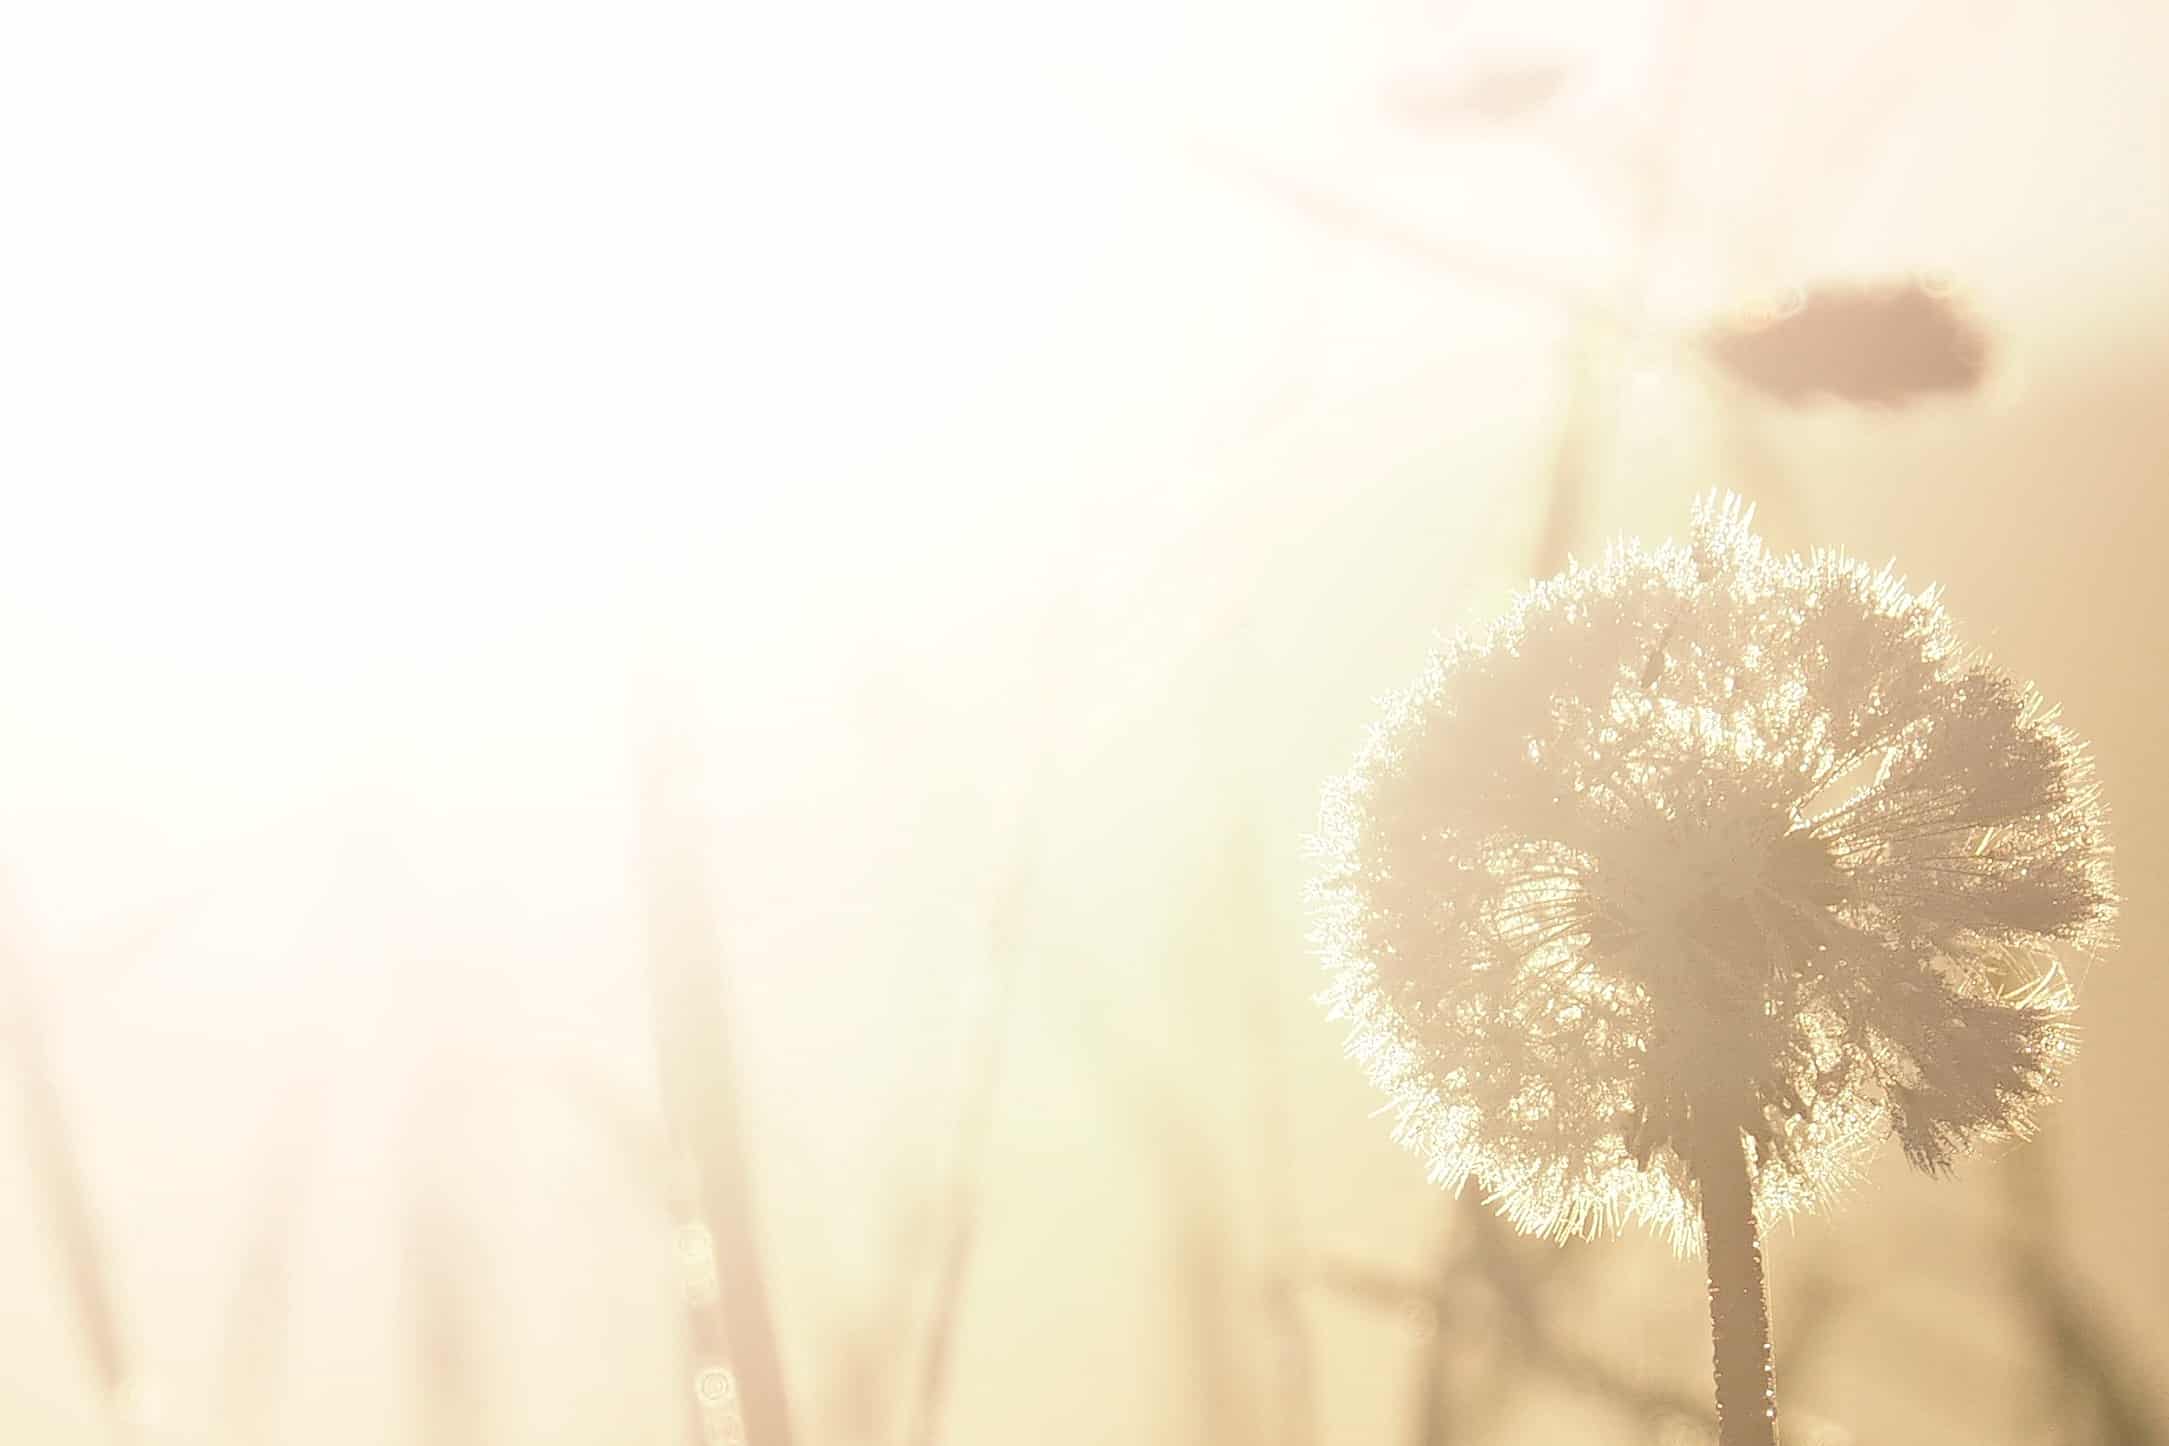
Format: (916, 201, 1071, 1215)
(1701, 279, 1990, 408)
(1390, 60, 1574, 128)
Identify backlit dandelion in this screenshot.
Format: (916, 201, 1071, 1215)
(1310, 494, 2113, 1442)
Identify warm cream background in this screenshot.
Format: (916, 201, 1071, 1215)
(2, 2, 2164, 1443)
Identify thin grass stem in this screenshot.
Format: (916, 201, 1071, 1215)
(1, 928, 132, 1426)
(640, 728, 795, 1446)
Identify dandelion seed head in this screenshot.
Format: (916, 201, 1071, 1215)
(1311, 494, 2113, 1246)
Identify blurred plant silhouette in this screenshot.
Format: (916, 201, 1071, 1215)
(1, 912, 134, 1432)
(642, 727, 792, 1446)
(1701, 281, 1991, 408)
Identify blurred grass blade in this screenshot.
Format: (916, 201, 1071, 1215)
(902, 825, 1032, 1446)
(640, 726, 795, 1446)
(1198, 141, 1619, 324)
(1529, 322, 1603, 577)
(214, 1079, 328, 1445)
(1, 909, 132, 1422)
(1388, 61, 1574, 129)
(407, 1128, 484, 1446)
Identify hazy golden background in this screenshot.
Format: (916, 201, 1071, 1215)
(4, 2, 2166, 1443)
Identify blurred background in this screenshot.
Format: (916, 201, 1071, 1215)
(3, 1, 2167, 1442)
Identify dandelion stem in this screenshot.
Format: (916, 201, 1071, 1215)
(1691, 1107, 1778, 1446)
